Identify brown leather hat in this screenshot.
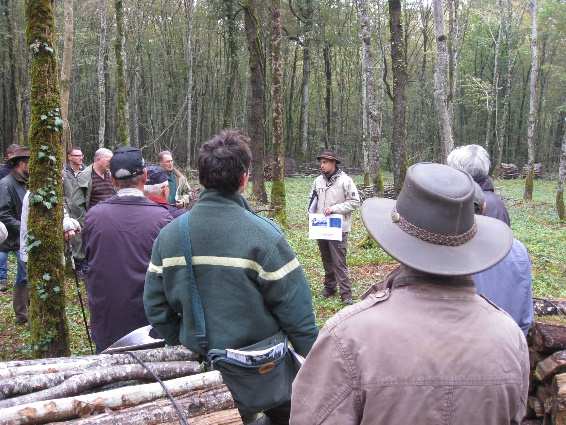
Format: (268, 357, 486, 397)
(316, 149, 340, 164)
(6, 146, 30, 164)
(361, 162, 512, 276)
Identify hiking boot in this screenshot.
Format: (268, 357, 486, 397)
(13, 285, 29, 324)
(0, 279, 7, 292)
(322, 287, 336, 298)
(341, 298, 353, 306)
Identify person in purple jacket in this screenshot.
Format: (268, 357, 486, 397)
(82, 147, 172, 352)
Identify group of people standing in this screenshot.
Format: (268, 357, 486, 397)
(0, 131, 535, 424)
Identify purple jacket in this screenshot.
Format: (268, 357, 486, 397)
(477, 176, 511, 226)
(83, 195, 172, 352)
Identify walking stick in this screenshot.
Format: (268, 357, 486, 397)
(67, 243, 94, 354)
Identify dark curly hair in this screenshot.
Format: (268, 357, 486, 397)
(198, 129, 252, 194)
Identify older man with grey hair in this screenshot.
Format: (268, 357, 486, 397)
(447, 144, 510, 226)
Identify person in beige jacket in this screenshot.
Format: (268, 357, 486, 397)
(291, 163, 529, 425)
(308, 149, 360, 305)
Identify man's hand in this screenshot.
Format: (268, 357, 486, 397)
(323, 207, 333, 216)
(63, 217, 81, 241)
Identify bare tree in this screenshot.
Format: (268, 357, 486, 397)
(270, 0, 287, 226)
(298, 0, 313, 159)
(184, 0, 194, 166)
(557, 116, 566, 221)
(357, 0, 383, 193)
(60, 0, 73, 152)
(432, 0, 454, 162)
(524, 0, 538, 201)
(114, 0, 130, 146)
(97, 0, 107, 148)
(388, 0, 408, 193)
(243, 0, 267, 202)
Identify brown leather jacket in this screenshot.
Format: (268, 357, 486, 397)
(290, 266, 529, 425)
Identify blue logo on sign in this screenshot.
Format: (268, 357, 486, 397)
(311, 218, 327, 227)
(329, 218, 342, 228)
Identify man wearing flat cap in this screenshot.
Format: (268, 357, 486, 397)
(308, 149, 360, 305)
(82, 147, 172, 352)
(0, 146, 30, 323)
(291, 163, 529, 425)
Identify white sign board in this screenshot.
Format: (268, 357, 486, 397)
(308, 213, 343, 241)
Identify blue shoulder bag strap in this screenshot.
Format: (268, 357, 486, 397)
(179, 213, 209, 353)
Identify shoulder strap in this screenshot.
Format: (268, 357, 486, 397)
(179, 213, 209, 352)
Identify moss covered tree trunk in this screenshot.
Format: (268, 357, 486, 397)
(114, 0, 130, 146)
(269, 0, 287, 227)
(26, 0, 70, 357)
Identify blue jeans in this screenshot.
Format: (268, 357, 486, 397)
(0, 251, 27, 287)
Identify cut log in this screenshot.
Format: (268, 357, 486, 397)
(533, 299, 566, 316)
(0, 373, 68, 400)
(531, 321, 566, 354)
(188, 409, 243, 425)
(52, 385, 237, 425)
(0, 371, 222, 425)
(0, 346, 198, 380)
(0, 361, 202, 409)
(536, 351, 566, 382)
(528, 396, 544, 417)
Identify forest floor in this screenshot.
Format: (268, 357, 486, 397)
(0, 175, 564, 360)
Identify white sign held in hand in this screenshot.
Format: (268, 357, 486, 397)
(308, 213, 343, 241)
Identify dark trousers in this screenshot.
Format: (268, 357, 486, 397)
(317, 233, 352, 299)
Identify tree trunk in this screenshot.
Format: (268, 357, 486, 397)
(486, 7, 502, 152)
(0, 361, 201, 408)
(60, 0, 73, 152)
(114, 0, 130, 146)
(269, 0, 287, 226)
(0, 371, 223, 424)
(243, 0, 267, 203)
(184, 0, 194, 166)
(57, 386, 237, 425)
(222, 0, 238, 129)
(323, 43, 332, 150)
(4, 0, 24, 145)
(557, 115, 566, 220)
(524, 0, 538, 201)
(26, 0, 70, 358)
(357, 0, 383, 191)
(97, 0, 107, 148)
(432, 0, 455, 163)
(299, 0, 313, 159)
(388, 0, 408, 194)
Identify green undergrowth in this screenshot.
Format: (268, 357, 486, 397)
(0, 175, 564, 359)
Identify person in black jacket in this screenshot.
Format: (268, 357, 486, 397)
(0, 146, 30, 323)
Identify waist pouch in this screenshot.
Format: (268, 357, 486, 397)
(208, 331, 298, 414)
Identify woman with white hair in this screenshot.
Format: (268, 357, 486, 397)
(447, 144, 510, 226)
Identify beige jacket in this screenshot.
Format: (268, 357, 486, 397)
(290, 267, 529, 425)
(172, 168, 192, 208)
(309, 170, 360, 232)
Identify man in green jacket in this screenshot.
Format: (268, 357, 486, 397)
(144, 130, 318, 425)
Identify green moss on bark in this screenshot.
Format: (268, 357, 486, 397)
(270, 179, 287, 227)
(524, 168, 534, 201)
(557, 189, 565, 221)
(26, 0, 70, 358)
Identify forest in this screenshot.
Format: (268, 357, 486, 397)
(1, 0, 565, 189)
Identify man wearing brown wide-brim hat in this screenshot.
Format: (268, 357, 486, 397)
(0, 145, 30, 323)
(292, 162, 529, 425)
(309, 149, 360, 305)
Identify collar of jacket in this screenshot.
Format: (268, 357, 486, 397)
(198, 188, 252, 212)
(323, 168, 342, 184)
(384, 265, 475, 290)
(11, 169, 28, 186)
(475, 175, 494, 192)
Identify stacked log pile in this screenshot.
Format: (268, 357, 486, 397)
(500, 163, 520, 179)
(522, 163, 544, 179)
(525, 316, 566, 424)
(0, 346, 242, 425)
(358, 184, 397, 202)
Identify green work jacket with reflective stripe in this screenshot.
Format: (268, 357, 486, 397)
(144, 189, 318, 357)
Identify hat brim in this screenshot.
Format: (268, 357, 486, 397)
(316, 155, 341, 164)
(361, 197, 513, 276)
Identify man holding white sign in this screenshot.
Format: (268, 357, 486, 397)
(308, 150, 360, 305)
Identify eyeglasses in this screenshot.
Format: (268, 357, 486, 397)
(69, 154, 83, 157)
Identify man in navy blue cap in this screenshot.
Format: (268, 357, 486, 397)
(82, 147, 173, 352)
(144, 166, 185, 218)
